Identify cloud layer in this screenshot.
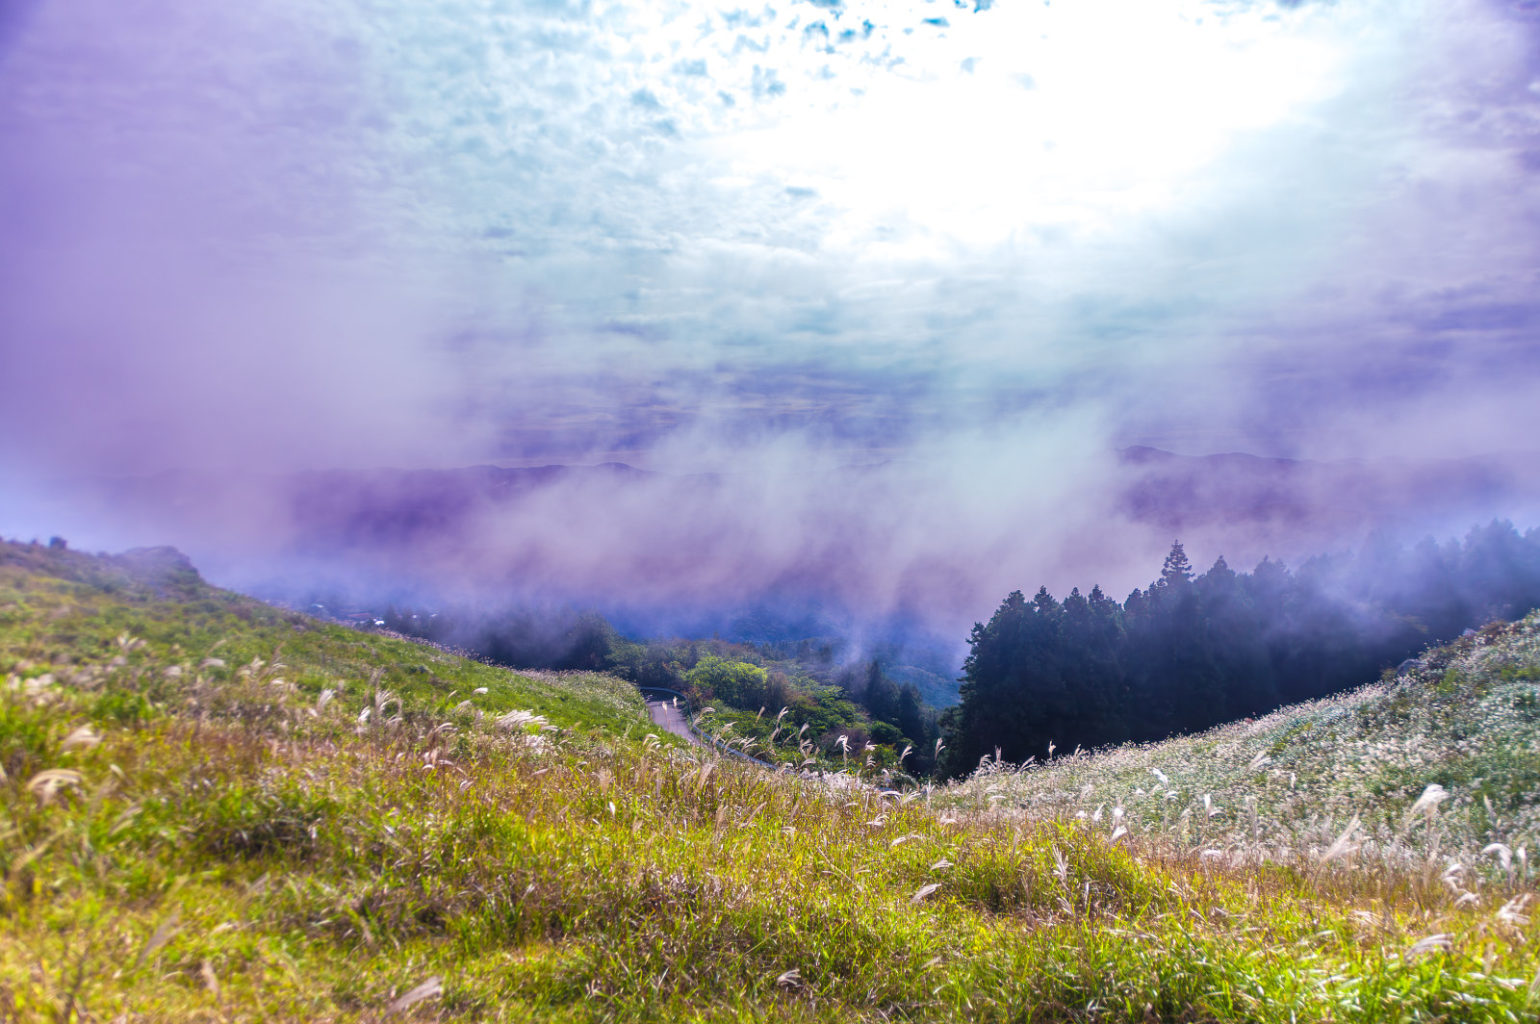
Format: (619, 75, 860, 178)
(3, 0, 1540, 641)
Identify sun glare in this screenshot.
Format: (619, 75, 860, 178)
(712, 0, 1340, 255)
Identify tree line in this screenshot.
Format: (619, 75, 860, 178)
(939, 520, 1540, 777)
(377, 602, 944, 774)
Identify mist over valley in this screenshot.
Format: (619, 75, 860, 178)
(6, 0, 1540, 1017)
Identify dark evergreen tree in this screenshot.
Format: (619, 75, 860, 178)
(941, 522, 1540, 778)
(861, 660, 900, 724)
(942, 591, 1052, 774)
(1155, 540, 1194, 591)
(896, 683, 927, 748)
(1196, 555, 1276, 717)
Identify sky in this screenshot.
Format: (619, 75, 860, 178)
(3, 0, 1540, 635)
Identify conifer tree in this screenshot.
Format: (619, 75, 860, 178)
(940, 524, 1540, 779)
(1156, 540, 1194, 590)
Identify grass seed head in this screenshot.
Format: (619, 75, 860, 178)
(911, 882, 942, 903)
(60, 725, 102, 752)
(1318, 815, 1362, 865)
(1408, 783, 1451, 820)
(27, 767, 84, 805)
(1406, 933, 1453, 959)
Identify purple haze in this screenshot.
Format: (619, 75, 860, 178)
(4, 0, 1540, 663)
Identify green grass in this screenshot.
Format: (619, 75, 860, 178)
(0, 542, 650, 742)
(4, 540, 1540, 1021)
(940, 615, 1540, 884)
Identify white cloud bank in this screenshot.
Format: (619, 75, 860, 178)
(3, 0, 1540, 630)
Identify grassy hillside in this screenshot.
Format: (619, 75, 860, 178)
(0, 542, 650, 740)
(4, 539, 1540, 1021)
(940, 615, 1540, 871)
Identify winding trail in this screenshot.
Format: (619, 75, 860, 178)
(638, 686, 776, 767)
(645, 696, 703, 747)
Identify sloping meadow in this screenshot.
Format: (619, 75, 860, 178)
(3, 541, 1540, 1021)
(941, 616, 1540, 873)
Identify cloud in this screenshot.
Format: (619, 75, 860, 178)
(2, 0, 1539, 646)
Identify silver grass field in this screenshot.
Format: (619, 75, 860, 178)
(4, 541, 1540, 1022)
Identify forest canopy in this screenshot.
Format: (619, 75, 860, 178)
(939, 521, 1540, 777)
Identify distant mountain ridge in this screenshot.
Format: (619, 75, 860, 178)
(282, 447, 1540, 550)
(1116, 445, 1540, 536)
(284, 462, 661, 550)
(85, 447, 1540, 555)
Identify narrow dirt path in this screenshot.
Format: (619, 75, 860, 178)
(646, 698, 702, 746)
